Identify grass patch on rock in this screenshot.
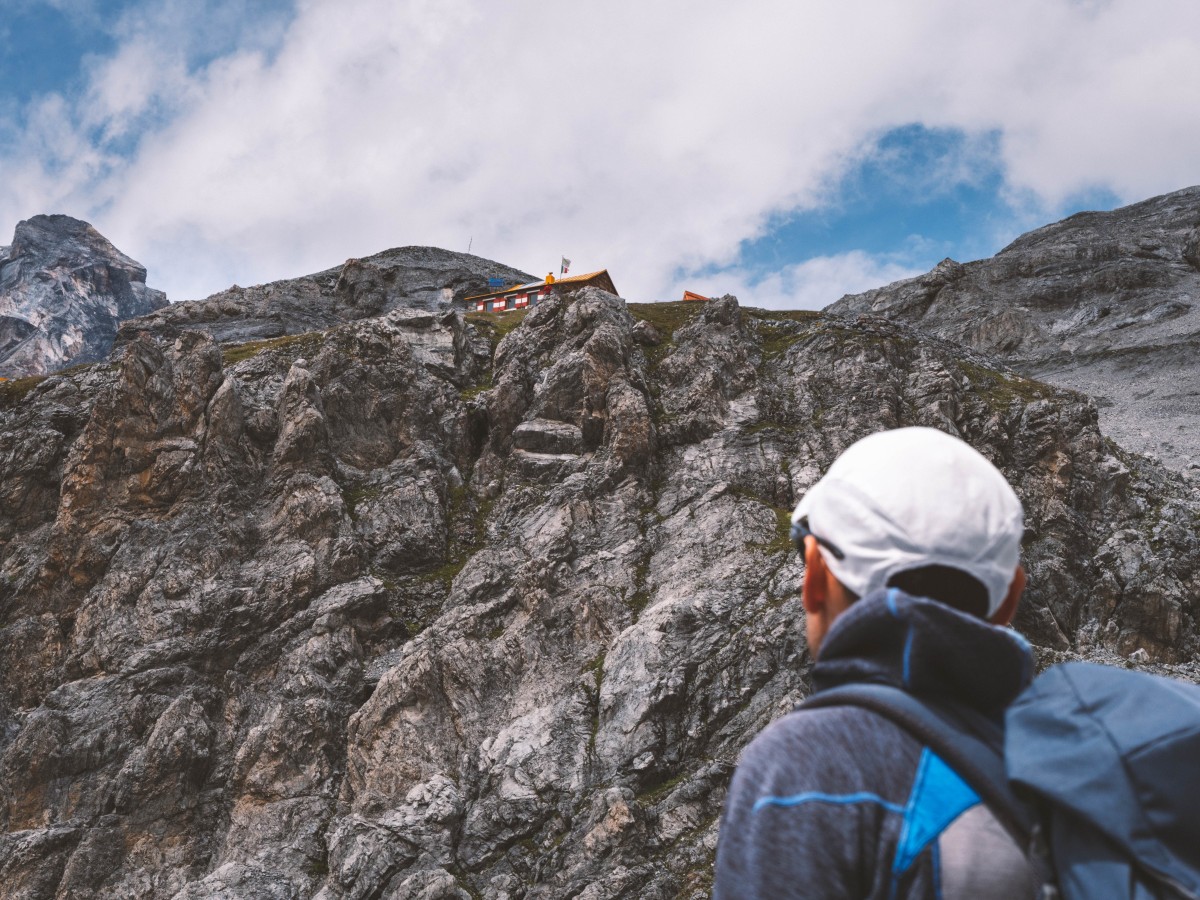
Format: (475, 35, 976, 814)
(0, 374, 48, 410)
(955, 359, 1054, 407)
(747, 506, 794, 555)
(413, 485, 496, 594)
(459, 374, 494, 400)
(746, 309, 821, 325)
(418, 557, 469, 591)
(627, 301, 707, 340)
(465, 309, 529, 353)
(725, 486, 793, 555)
(584, 652, 606, 755)
(638, 770, 689, 806)
(222, 331, 325, 366)
(341, 483, 383, 518)
(745, 308, 823, 361)
(0, 375, 47, 408)
(627, 301, 708, 367)
(56, 360, 116, 377)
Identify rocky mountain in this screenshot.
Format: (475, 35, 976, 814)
(1, 283, 1198, 899)
(0, 215, 168, 377)
(827, 186, 1200, 471)
(122, 246, 534, 347)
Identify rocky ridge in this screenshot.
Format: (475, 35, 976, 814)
(0, 215, 167, 377)
(828, 185, 1200, 470)
(121, 246, 534, 348)
(1, 285, 1198, 899)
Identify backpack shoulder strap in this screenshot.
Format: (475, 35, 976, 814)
(801, 683, 1033, 849)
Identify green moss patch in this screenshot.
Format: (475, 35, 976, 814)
(955, 359, 1054, 407)
(465, 309, 530, 352)
(581, 651, 606, 685)
(724, 486, 793, 555)
(627, 301, 707, 339)
(746, 505, 794, 555)
(746, 309, 821, 325)
(411, 485, 497, 594)
(418, 557, 469, 591)
(0, 376, 47, 408)
(222, 331, 325, 366)
(341, 483, 383, 518)
(56, 360, 114, 377)
(638, 770, 689, 805)
(584, 652, 606, 754)
(627, 301, 708, 367)
(459, 375, 494, 400)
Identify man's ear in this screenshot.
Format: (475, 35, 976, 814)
(801, 536, 829, 614)
(989, 565, 1025, 626)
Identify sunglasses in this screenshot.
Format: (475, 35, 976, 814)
(789, 516, 846, 560)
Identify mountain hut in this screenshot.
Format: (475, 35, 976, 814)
(465, 269, 619, 313)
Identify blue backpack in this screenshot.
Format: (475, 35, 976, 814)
(802, 662, 1200, 900)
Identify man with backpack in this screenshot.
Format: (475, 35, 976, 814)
(713, 427, 1200, 899)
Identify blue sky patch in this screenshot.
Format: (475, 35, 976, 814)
(0, 2, 122, 108)
(734, 124, 1124, 286)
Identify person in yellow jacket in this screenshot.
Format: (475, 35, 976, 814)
(545, 272, 556, 284)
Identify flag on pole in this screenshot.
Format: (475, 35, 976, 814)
(561, 257, 571, 275)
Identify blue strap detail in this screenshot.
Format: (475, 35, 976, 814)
(892, 749, 981, 876)
(881, 588, 914, 687)
(931, 836, 944, 900)
(886, 587, 901, 618)
(903, 627, 914, 688)
(801, 682, 1030, 848)
(752, 790, 906, 815)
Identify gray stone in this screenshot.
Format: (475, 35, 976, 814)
(0, 245, 1198, 898)
(0, 215, 167, 376)
(828, 185, 1200, 471)
(511, 419, 584, 454)
(117, 247, 533, 350)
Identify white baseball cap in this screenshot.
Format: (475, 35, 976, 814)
(790, 427, 1025, 617)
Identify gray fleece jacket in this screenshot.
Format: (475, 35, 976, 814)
(712, 589, 1039, 899)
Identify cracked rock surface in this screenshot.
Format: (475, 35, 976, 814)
(828, 185, 1200, 471)
(1, 288, 1198, 898)
(121, 247, 533, 349)
(0, 215, 167, 377)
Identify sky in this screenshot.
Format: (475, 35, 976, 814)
(0, 0, 1197, 309)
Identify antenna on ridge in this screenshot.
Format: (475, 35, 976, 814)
(467, 236, 473, 254)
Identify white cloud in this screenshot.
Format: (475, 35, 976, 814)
(674, 252, 924, 311)
(1, 0, 1198, 304)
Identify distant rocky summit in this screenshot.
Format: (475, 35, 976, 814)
(828, 186, 1200, 470)
(0, 215, 167, 377)
(122, 246, 534, 347)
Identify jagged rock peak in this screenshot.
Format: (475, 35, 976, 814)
(121, 244, 534, 347)
(7, 215, 146, 274)
(0, 214, 167, 377)
(827, 184, 1200, 471)
(997, 183, 1200, 258)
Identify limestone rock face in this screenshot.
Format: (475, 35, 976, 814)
(121, 246, 534, 348)
(827, 185, 1200, 470)
(0, 288, 1198, 899)
(0, 215, 168, 376)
